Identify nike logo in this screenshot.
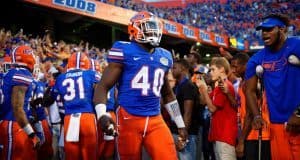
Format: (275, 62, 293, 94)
(133, 57, 141, 61)
(123, 117, 131, 120)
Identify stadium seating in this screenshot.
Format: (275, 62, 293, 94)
(103, 0, 299, 46)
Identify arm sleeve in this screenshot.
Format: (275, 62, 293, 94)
(12, 73, 33, 87)
(245, 52, 261, 80)
(107, 41, 125, 64)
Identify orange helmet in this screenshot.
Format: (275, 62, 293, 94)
(67, 52, 90, 70)
(128, 11, 162, 47)
(10, 45, 36, 72)
(90, 59, 101, 72)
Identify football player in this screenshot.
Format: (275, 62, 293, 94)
(30, 71, 54, 160)
(51, 52, 100, 160)
(0, 45, 40, 160)
(93, 11, 188, 160)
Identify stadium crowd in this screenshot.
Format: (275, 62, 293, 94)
(106, 0, 299, 44)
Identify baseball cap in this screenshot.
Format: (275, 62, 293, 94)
(194, 66, 208, 74)
(256, 17, 286, 30)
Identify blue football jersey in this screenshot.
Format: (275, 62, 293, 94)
(51, 69, 100, 115)
(31, 80, 47, 121)
(107, 41, 173, 116)
(107, 86, 116, 112)
(0, 68, 33, 121)
(245, 37, 300, 123)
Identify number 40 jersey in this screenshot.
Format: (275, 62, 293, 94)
(51, 69, 100, 115)
(107, 41, 173, 116)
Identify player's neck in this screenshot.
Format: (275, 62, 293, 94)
(138, 43, 155, 53)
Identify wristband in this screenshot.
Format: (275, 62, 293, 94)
(23, 124, 35, 136)
(95, 103, 110, 120)
(165, 100, 185, 128)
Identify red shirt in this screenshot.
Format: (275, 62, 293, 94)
(208, 80, 237, 146)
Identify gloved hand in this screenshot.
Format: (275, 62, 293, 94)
(29, 133, 41, 149)
(99, 115, 117, 137)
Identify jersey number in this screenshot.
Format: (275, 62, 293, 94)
(62, 77, 85, 101)
(131, 66, 164, 97)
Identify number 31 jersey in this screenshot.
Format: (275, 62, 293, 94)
(51, 69, 100, 115)
(107, 41, 173, 116)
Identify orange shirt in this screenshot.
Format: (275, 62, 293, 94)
(238, 86, 270, 140)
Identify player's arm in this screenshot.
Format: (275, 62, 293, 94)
(245, 76, 263, 129)
(161, 70, 188, 150)
(12, 85, 40, 148)
(12, 85, 30, 127)
(93, 62, 122, 109)
(93, 62, 122, 136)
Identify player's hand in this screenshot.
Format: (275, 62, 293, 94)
(176, 128, 188, 151)
(235, 139, 244, 158)
(30, 134, 41, 149)
(252, 115, 265, 130)
(30, 98, 43, 108)
(99, 115, 117, 137)
(286, 113, 300, 133)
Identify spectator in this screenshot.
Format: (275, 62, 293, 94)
(245, 13, 300, 160)
(196, 57, 237, 160)
(232, 53, 271, 160)
(171, 59, 201, 160)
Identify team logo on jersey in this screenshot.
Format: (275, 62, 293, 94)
(160, 57, 168, 66)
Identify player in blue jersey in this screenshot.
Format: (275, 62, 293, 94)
(93, 11, 188, 160)
(51, 52, 100, 160)
(0, 45, 40, 160)
(245, 13, 300, 160)
(31, 77, 54, 160)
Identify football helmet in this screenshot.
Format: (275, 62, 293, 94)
(128, 11, 162, 47)
(1, 56, 12, 73)
(10, 45, 36, 72)
(67, 52, 90, 70)
(90, 59, 101, 73)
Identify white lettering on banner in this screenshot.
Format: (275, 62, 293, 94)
(164, 22, 179, 35)
(183, 26, 196, 39)
(53, 0, 96, 14)
(199, 30, 211, 42)
(215, 35, 226, 46)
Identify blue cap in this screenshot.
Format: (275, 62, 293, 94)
(256, 17, 286, 30)
(194, 66, 208, 74)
